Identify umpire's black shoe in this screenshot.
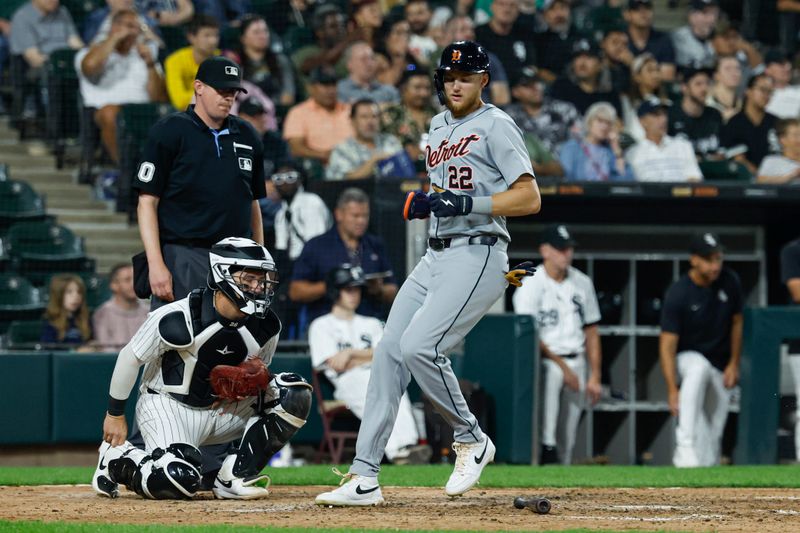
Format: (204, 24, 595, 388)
(540, 445, 560, 465)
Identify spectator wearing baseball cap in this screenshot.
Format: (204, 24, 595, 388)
(625, 96, 703, 181)
(550, 38, 623, 116)
(660, 231, 743, 467)
(623, 0, 677, 82)
(474, 0, 538, 84)
(282, 66, 353, 165)
(671, 0, 718, 70)
(668, 65, 723, 158)
(764, 48, 800, 119)
(532, 0, 581, 82)
(721, 72, 780, 175)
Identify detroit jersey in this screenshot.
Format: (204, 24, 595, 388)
(308, 313, 384, 383)
(513, 265, 601, 355)
(425, 104, 534, 241)
(129, 289, 280, 407)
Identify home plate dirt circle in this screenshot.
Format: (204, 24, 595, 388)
(1, 485, 799, 531)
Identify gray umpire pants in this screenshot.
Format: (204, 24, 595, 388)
(350, 239, 508, 477)
(150, 244, 210, 310)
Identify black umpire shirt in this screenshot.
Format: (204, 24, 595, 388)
(133, 105, 267, 246)
(780, 238, 800, 353)
(660, 268, 744, 371)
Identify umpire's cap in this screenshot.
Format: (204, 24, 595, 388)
(196, 56, 248, 93)
(434, 40, 490, 105)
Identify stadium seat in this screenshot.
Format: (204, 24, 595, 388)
(282, 26, 314, 56)
(5, 319, 45, 349)
(60, 0, 104, 33)
(44, 48, 81, 169)
(5, 221, 94, 286)
(116, 103, 172, 215)
(0, 274, 46, 334)
(699, 160, 753, 182)
(0, 179, 48, 230)
(159, 25, 189, 59)
(311, 369, 360, 464)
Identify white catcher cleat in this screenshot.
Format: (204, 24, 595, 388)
(92, 440, 135, 498)
(445, 437, 496, 496)
(212, 454, 271, 500)
(315, 468, 385, 506)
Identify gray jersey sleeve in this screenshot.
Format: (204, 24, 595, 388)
(488, 114, 535, 186)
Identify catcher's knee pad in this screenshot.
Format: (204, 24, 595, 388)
(232, 373, 312, 478)
(111, 444, 202, 500)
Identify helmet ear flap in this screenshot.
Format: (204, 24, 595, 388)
(434, 70, 445, 106)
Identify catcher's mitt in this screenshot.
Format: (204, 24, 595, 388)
(209, 358, 270, 400)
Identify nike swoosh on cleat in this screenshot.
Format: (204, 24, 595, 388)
(99, 457, 107, 470)
(474, 440, 489, 464)
(355, 485, 379, 495)
(217, 478, 233, 489)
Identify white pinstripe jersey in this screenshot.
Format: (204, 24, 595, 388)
(129, 289, 280, 407)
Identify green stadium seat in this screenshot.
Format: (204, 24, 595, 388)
(0, 274, 46, 334)
(45, 48, 81, 169)
(60, 0, 103, 32)
(251, 0, 278, 17)
(221, 26, 242, 50)
(699, 160, 753, 182)
(0, 180, 47, 230)
(5, 319, 45, 349)
(283, 26, 314, 56)
(0, 0, 27, 20)
(6, 222, 94, 286)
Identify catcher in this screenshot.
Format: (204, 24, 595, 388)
(92, 237, 312, 500)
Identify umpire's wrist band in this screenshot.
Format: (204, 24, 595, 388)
(471, 196, 492, 215)
(107, 396, 127, 417)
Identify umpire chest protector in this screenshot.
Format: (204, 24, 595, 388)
(156, 288, 281, 407)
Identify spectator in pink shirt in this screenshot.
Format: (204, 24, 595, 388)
(91, 264, 149, 351)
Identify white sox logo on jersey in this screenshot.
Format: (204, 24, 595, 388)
(425, 134, 481, 168)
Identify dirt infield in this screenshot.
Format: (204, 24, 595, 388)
(2, 485, 800, 531)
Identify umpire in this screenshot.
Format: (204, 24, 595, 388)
(134, 56, 266, 308)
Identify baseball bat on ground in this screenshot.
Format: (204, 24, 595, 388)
(513, 496, 551, 514)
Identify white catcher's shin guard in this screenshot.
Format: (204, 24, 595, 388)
(212, 454, 271, 500)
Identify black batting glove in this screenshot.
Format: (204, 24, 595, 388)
(430, 190, 473, 218)
(505, 261, 537, 287)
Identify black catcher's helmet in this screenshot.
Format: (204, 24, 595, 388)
(434, 40, 491, 105)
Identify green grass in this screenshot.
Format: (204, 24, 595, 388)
(0, 523, 667, 533)
(2, 464, 799, 488)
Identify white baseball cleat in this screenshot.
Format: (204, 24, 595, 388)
(92, 440, 133, 498)
(315, 469, 385, 506)
(212, 455, 271, 500)
(445, 437, 496, 496)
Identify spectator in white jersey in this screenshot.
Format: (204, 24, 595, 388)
(626, 96, 702, 182)
(308, 264, 431, 464)
(512, 224, 602, 465)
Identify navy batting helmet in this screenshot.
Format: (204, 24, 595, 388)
(434, 40, 491, 105)
(326, 264, 366, 303)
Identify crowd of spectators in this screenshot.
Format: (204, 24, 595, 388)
(3, 0, 800, 188)
(3, 0, 800, 341)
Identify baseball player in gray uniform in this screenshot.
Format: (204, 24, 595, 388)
(316, 40, 541, 506)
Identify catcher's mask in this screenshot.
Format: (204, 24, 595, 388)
(208, 237, 278, 318)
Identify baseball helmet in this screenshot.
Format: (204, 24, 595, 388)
(326, 264, 366, 302)
(434, 40, 491, 105)
(208, 237, 278, 318)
